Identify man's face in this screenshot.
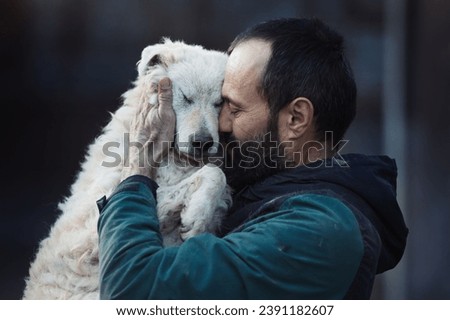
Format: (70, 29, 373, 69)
(218, 40, 284, 191)
(219, 39, 272, 142)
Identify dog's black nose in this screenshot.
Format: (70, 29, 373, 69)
(191, 134, 215, 155)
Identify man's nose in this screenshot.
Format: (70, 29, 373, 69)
(219, 106, 232, 133)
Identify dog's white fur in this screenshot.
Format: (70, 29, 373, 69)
(23, 39, 231, 299)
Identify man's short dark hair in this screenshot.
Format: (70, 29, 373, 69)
(228, 18, 357, 142)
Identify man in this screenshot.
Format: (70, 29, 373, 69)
(97, 18, 408, 299)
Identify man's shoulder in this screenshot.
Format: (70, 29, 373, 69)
(237, 193, 363, 248)
(280, 193, 353, 217)
(279, 193, 362, 236)
(232, 193, 365, 298)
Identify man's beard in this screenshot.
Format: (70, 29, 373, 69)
(219, 119, 288, 193)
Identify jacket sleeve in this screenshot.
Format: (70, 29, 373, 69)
(97, 175, 364, 299)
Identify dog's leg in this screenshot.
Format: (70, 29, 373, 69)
(177, 165, 231, 241)
(156, 165, 231, 246)
(156, 169, 202, 246)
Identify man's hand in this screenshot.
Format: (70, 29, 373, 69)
(147, 78, 176, 160)
(121, 77, 175, 181)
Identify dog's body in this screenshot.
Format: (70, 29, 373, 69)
(23, 40, 231, 299)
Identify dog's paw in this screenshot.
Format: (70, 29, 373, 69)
(179, 220, 205, 241)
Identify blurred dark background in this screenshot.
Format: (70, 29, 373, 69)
(1, 0, 449, 299)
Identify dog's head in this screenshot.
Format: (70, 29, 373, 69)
(137, 39, 227, 160)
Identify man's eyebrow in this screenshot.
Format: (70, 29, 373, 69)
(222, 94, 243, 109)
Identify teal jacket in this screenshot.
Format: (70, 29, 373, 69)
(97, 154, 408, 299)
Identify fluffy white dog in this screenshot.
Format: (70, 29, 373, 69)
(23, 39, 232, 299)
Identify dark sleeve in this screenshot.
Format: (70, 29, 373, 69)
(97, 175, 162, 299)
(98, 177, 364, 299)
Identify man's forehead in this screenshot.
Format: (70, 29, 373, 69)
(224, 39, 271, 91)
(226, 39, 271, 76)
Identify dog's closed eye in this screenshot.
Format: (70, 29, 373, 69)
(182, 92, 193, 104)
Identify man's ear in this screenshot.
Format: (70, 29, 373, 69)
(282, 97, 315, 140)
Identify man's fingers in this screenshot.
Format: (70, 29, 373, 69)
(158, 77, 172, 104)
(157, 78, 175, 123)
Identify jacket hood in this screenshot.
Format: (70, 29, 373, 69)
(234, 153, 408, 273)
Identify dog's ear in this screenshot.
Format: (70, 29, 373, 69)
(147, 54, 162, 67)
(137, 42, 177, 76)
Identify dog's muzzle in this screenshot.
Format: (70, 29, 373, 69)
(175, 131, 221, 161)
(188, 133, 218, 158)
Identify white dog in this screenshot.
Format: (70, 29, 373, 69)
(23, 39, 232, 299)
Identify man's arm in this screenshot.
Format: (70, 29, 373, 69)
(98, 175, 364, 299)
